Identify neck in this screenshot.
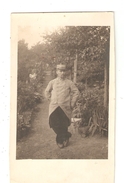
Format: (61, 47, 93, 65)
(57, 76, 65, 80)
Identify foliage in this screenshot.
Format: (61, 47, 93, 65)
(17, 40, 45, 140)
(17, 26, 110, 137)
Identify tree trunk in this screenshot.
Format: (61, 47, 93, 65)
(73, 49, 78, 83)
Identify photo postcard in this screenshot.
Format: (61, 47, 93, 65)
(10, 12, 115, 183)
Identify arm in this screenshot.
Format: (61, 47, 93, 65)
(70, 81, 80, 109)
(44, 81, 53, 101)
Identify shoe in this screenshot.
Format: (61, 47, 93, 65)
(57, 143, 64, 149)
(63, 139, 69, 147)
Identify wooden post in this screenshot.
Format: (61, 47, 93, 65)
(73, 49, 77, 83)
(104, 59, 109, 110)
(104, 42, 109, 110)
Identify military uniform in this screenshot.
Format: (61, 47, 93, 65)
(45, 65, 79, 148)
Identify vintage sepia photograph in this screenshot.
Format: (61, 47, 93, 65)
(16, 15, 110, 159)
(10, 12, 115, 182)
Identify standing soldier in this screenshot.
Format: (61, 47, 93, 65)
(45, 64, 79, 148)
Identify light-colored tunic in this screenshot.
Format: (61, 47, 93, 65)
(45, 77, 79, 119)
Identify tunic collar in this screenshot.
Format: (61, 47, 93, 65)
(57, 77, 66, 81)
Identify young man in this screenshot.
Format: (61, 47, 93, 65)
(45, 64, 79, 148)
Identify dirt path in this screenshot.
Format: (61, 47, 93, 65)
(16, 71, 108, 159)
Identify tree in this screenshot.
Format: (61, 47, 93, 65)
(18, 39, 30, 82)
(43, 26, 110, 84)
(42, 26, 110, 113)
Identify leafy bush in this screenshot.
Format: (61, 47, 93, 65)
(73, 82, 108, 136)
(17, 81, 43, 140)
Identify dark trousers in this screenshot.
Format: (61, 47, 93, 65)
(49, 107, 71, 144)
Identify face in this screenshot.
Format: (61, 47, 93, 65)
(56, 69, 66, 79)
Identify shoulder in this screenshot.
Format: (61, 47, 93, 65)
(65, 79, 72, 82)
(52, 78, 58, 83)
(48, 78, 57, 84)
(65, 79, 74, 85)
(65, 79, 76, 88)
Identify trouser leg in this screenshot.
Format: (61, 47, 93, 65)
(49, 107, 71, 144)
(52, 123, 69, 144)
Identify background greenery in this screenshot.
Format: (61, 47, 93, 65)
(17, 26, 110, 139)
